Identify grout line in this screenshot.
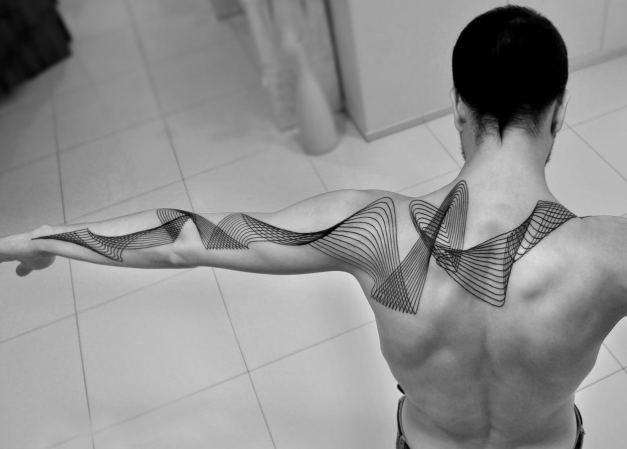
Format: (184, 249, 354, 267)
(0, 152, 57, 178)
(0, 305, 77, 346)
(210, 269, 251, 372)
(53, 85, 95, 448)
(0, 268, 190, 346)
(209, 269, 277, 448)
(73, 268, 191, 315)
(68, 179, 183, 223)
(90, 371, 248, 435)
(181, 144, 275, 185)
(603, 342, 627, 369)
(48, 433, 93, 449)
(576, 367, 627, 392)
(398, 169, 460, 194)
(68, 138, 272, 223)
(425, 122, 462, 169)
(124, 0, 198, 213)
(68, 261, 97, 449)
(246, 372, 278, 449)
(51, 86, 69, 224)
(163, 120, 194, 209)
(305, 155, 331, 192)
(568, 126, 627, 185)
(568, 103, 627, 128)
(58, 115, 161, 155)
(249, 320, 376, 374)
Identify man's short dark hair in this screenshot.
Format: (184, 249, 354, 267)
(452, 5, 568, 140)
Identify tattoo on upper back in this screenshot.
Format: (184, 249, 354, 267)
(35, 181, 576, 314)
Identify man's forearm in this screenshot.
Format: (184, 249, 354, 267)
(29, 209, 194, 268)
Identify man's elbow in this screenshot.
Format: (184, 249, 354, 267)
(167, 243, 198, 268)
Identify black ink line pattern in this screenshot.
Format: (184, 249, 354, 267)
(409, 182, 576, 309)
(35, 181, 576, 314)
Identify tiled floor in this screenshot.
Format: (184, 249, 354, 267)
(0, 1, 626, 448)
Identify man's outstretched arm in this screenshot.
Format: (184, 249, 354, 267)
(0, 190, 380, 277)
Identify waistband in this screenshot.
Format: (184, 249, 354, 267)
(396, 384, 585, 448)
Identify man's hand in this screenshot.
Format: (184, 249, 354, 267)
(0, 228, 56, 277)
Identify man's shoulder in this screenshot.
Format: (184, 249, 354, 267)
(566, 215, 627, 311)
(268, 189, 404, 232)
(296, 189, 407, 215)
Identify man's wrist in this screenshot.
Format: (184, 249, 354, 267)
(26, 225, 55, 253)
(30, 225, 54, 240)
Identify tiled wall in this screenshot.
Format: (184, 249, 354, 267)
(330, 0, 627, 140)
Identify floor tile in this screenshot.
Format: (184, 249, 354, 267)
(0, 259, 74, 343)
(251, 322, 398, 449)
(0, 318, 91, 449)
(425, 113, 464, 167)
(48, 27, 144, 95)
(78, 269, 246, 430)
(167, 88, 281, 177)
(93, 374, 273, 449)
(69, 180, 191, 224)
(186, 147, 326, 213)
(149, 40, 259, 115)
(54, 69, 160, 151)
(0, 155, 64, 236)
(59, 0, 131, 39)
(54, 87, 115, 151)
(576, 344, 624, 391)
(137, 13, 235, 63)
(0, 72, 51, 115)
(400, 170, 460, 198)
(604, 317, 627, 367)
(309, 122, 457, 192)
(128, 0, 215, 25)
(572, 107, 627, 179)
(0, 102, 56, 172)
(575, 370, 627, 449)
(546, 129, 627, 216)
(51, 435, 94, 449)
(566, 55, 627, 125)
(215, 269, 373, 369)
(72, 263, 185, 312)
(60, 121, 181, 220)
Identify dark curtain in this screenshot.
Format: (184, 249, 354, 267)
(0, 0, 72, 94)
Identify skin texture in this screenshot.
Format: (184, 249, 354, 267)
(1, 90, 627, 449)
(34, 181, 576, 314)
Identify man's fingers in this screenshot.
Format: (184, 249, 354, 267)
(16, 263, 32, 277)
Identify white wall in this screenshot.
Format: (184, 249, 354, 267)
(330, 0, 627, 140)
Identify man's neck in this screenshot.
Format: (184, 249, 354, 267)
(456, 131, 553, 200)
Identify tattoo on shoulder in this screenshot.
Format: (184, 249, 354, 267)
(35, 181, 576, 314)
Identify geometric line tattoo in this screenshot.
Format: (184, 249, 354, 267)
(34, 181, 576, 314)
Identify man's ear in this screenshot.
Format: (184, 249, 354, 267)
(551, 90, 570, 136)
(450, 88, 467, 132)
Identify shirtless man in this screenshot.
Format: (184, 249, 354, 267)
(0, 5, 623, 448)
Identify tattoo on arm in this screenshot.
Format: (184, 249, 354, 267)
(34, 182, 576, 314)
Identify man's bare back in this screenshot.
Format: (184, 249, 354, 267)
(351, 181, 625, 448)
